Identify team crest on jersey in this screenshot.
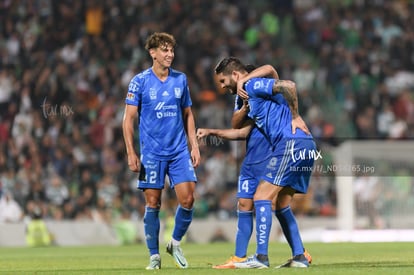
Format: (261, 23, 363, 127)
(269, 157, 277, 166)
(174, 87, 181, 98)
(126, 92, 135, 100)
(150, 88, 157, 100)
(266, 157, 278, 171)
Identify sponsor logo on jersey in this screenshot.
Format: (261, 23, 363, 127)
(156, 111, 177, 119)
(155, 102, 165, 110)
(154, 102, 178, 110)
(154, 102, 178, 118)
(146, 164, 157, 169)
(126, 92, 135, 100)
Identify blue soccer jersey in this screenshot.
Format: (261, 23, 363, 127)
(125, 68, 192, 160)
(234, 96, 272, 165)
(244, 78, 312, 146)
(244, 77, 316, 193)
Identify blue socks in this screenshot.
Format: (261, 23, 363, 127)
(144, 206, 160, 255)
(235, 210, 253, 258)
(172, 205, 193, 242)
(276, 205, 304, 256)
(144, 205, 193, 255)
(254, 200, 272, 256)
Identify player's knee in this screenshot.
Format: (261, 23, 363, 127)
(275, 196, 292, 210)
(145, 198, 161, 209)
(179, 195, 194, 209)
(238, 199, 253, 211)
(275, 201, 288, 210)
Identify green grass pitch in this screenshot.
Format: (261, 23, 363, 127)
(1, 242, 413, 274)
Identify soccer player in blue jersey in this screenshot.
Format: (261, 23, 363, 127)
(197, 65, 310, 269)
(197, 91, 274, 269)
(122, 32, 200, 270)
(214, 57, 316, 269)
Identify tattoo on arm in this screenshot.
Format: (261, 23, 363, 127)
(273, 80, 299, 118)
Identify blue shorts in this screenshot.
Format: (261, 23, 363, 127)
(261, 138, 316, 194)
(137, 150, 197, 190)
(237, 158, 270, 199)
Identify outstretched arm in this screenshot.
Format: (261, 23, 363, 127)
(237, 64, 300, 117)
(197, 121, 254, 141)
(237, 64, 310, 135)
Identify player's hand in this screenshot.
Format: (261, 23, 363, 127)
(292, 116, 310, 135)
(127, 153, 141, 173)
(191, 147, 201, 168)
(196, 128, 210, 139)
(237, 80, 249, 100)
(242, 100, 250, 112)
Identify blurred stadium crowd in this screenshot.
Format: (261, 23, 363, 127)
(0, 0, 413, 224)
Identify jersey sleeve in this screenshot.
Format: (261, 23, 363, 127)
(270, 93, 287, 104)
(125, 76, 141, 106)
(234, 95, 243, 111)
(245, 78, 275, 99)
(180, 75, 192, 108)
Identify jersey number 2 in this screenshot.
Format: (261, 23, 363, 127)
(149, 171, 157, 184)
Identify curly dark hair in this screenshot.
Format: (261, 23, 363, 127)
(144, 32, 176, 50)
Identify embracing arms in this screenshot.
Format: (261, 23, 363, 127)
(197, 120, 254, 141)
(237, 64, 310, 135)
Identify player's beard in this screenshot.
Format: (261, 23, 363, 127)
(229, 79, 237, 94)
(227, 88, 234, 94)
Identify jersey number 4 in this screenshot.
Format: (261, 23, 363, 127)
(239, 180, 249, 193)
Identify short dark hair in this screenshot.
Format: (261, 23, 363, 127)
(145, 32, 176, 50)
(245, 64, 256, 73)
(214, 57, 247, 75)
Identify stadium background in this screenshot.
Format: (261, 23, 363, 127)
(0, 0, 413, 245)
